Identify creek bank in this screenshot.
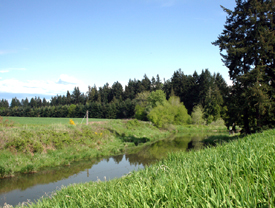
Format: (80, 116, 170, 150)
(26, 129, 275, 208)
(0, 119, 171, 178)
(1, 131, 225, 207)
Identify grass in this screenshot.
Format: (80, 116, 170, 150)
(0, 118, 171, 177)
(20, 129, 275, 207)
(1, 116, 108, 126)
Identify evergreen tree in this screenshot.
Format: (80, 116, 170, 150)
(213, 0, 275, 133)
(71, 87, 82, 104)
(10, 97, 21, 108)
(155, 74, 162, 90)
(141, 74, 151, 91)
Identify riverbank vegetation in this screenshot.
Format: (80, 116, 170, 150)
(24, 129, 275, 207)
(0, 118, 171, 178)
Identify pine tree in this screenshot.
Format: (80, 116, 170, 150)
(213, 0, 275, 133)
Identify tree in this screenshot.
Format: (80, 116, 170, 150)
(134, 91, 150, 120)
(212, 0, 275, 133)
(10, 97, 21, 108)
(203, 85, 223, 124)
(191, 105, 205, 125)
(71, 87, 82, 104)
(111, 81, 123, 102)
(148, 96, 190, 128)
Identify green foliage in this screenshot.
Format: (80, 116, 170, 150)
(168, 96, 190, 125)
(148, 96, 191, 128)
(134, 90, 167, 121)
(213, 0, 275, 133)
(0, 165, 5, 178)
(148, 102, 174, 128)
(134, 104, 147, 120)
(203, 85, 223, 124)
(191, 105, 205, 125)
(134, 91, 150, 120)
(209, 117, 225, 126)
(146, 90, 166, 110)
(20, 164, 35, 174)
(67, 104, 76, 117)
(126, 119, 141, 129)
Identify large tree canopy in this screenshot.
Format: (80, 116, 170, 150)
(213, 0, 275, 133)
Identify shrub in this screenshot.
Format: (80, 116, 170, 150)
(0, 165, 5, 177)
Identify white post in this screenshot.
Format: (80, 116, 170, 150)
(86, 110, 88, 125)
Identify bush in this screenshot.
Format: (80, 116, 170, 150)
(0, 165, 5, 177)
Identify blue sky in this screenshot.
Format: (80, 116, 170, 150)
(0, 0, 236, 103)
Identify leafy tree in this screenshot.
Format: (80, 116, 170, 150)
(191, 105, 205, 125)
(148, 96, 190, 128)
(212, 0, 275, 133)
(148, 102, 175, 128)
(134, 91, 150, 120)
(68, 104, 76, 118)
(168, 96, 191, 125)
(147, 90, 166, 110)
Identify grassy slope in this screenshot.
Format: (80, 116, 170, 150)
(27, 129, 275, 207)
(0, 118, 170, 177)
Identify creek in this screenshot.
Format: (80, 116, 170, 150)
(0, 132, 221, 207)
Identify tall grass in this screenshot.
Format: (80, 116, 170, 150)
(26, 129, 275, 207)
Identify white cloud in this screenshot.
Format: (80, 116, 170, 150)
(0, 68, 26, 73)
(57, 74, 80, 85)
(0, 74, 88, 96)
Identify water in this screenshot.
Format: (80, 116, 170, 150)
(0, 133, 216, 207)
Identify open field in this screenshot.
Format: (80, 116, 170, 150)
(1, 116, 108, 126)
(25, 129, 275, 207)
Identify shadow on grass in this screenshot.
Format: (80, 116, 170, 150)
(107, 128, 150, 146)
(202, 134, 243, 147)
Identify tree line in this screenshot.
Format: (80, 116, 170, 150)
(0, 69, 229, 123)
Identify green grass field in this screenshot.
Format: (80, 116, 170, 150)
(26, 129, 275, 207)
(1, 116, 108, 126)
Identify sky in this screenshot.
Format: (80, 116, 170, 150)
(0, 0, 236, 103)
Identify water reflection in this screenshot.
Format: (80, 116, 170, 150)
(0, 133, 220, 207)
